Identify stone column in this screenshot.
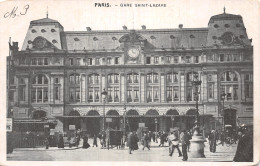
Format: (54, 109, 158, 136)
(81, 74, 86, 103)
(180, 71, 185, 102)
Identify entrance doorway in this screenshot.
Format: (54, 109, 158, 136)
(68, 110, 81, 130)
(126, 109, 139, 132)
(145, 109, 159, 132)
(165, 109, 179, 131)
(106, 110, 120, 130)
(86, 110, 100, 136)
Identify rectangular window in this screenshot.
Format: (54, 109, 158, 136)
(173, 73, 178, 83)
(32, 88, 36, 102)
(38, 58, 43, 65)
(134, 88, 139, 102)
(186, 87, 192, 101)
(245, 74, 250, 81)
(166, 74, 172, 83)
(174, 56, 179, 63)
(107, 57, 111, 65)
(114, 75, 119, 83)
(88, 88, 93, 102)
(154, 57, 159, 64)
(38, 88, 43, 101)
(208, 84, 213, 99)
(186, 56, 191, 63)
(108, 75, 113, 84)
(146, 57, 151, 64)
(226, 86, 232, 100)
(153, 74, 159, 83)
(233, 85, 238, 100)
(207, 55, 213, 62)
(127, 87, 132, 102)
(19, 58, 25, 65)
(233, 54, 239, 61)
(153, 87, 159, 102)
(69, 88, 75, 101)
(146, 75, 152, 83)
(108, 87, 113, 102)
(76, 88, 80, 102)
(44, 58, 48, 65)
(173, 86, 179, 101)
(96, 58, 100, 65)
(166, 86, 172, 102)
(88, 58, 93, 65)
(19, 86, 25, 101)
(127, 74, 132, 83)
(70, 75, 75, 84)
(69, 58, 74, 65)
(32, 58, 37, 65)
(220, 54, 224, 62)
(55, 86, 59, 100)
(146, 87, 152, 102)
(43, 87, 48, 102)
(94, 88, 99, 102)
(77, 58, 81, 65)
(166, 56, 171, 63)
(10, 76, 15, 84)
(94, 75, 99, 84)
(226, 54, 232, 61)
(244, 53, 252, 61)
(114, 87, 119, 102)
(133, 74, 138, 83)
(115, 57, 119, 64)
(194, 56, 199, 63)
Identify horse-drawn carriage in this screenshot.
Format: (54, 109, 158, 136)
(105, 128, 124, 150)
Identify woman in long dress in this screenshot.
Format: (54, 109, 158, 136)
(82, 135, 90, 149)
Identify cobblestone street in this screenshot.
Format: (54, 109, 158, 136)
(7, 139, 237, 162)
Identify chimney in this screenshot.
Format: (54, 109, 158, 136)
(141, 25, 146, 30)
(123, 25, 127, 30)
(12, 42, 19, 52)
(86, 27, 92, 31)
(179, 24, 183, 29)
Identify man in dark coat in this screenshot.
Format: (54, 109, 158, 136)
(233, 126, 253, 162)
(159, 131, 165, 147)
(127, 132, 134, 154)
(58, 133, 64, 148)
(143, 132, 150, 150)
(132, 131, 139, 150)
(180, 130, 189, 161)
(93, 134, 98, 147)
(83, 135, 90, 149)
(208, 130, 217, 153)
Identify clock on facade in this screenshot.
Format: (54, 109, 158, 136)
(222, 32, 234, 45)
(34, 38, 46, 49)
(127, 47, 140, 58)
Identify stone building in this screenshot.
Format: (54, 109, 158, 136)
(7, 11, 253, 136)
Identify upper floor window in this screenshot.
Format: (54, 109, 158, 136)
(186, 56, 191, 63)
(220, 71, 238, 82)
(154, 57, 159, 64)
(146, 57, 151, 64)
(147, 73, 159, 83)
(166, 72, 178, 83)
(127, 73, 139, 84)
(108, 73, 119, 84)
(107, 57, 112, 65)
(166, 56, 171, 63)
(174, 56, 179, 63)
(69, 73, 80, 84)
(96, 58, 100, 65)
(31, 58, 48, 65)
(115, 57, 119, 64)
(69, 58, 74, 65)
(32, 74, 48, 85)
(88, 58, 93, 65)
(89, 74, 100, 84)
(194, 56, 199, 63)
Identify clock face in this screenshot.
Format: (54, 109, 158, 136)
(35, 38, 46, 49)
(222, 33, 234, 44)
(127, 47, 140, 58)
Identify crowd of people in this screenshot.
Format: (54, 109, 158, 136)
(43, 124, 253, 162)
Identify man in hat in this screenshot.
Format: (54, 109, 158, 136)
(180, 130, 189, 161)
(168, 129, 182, 157)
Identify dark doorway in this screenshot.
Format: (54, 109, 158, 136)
(86, 110, 100, 136)
(106, 110, 120, 130)
(145, 109, 159, 131)
(165, 109, 179, 131)
(223, 109, 237, 130)
(68, 110, 81, 130)
(126, 109, 139, 132)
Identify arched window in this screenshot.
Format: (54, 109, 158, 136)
(87, 110, 100, 116)
(220, 71, 239, 101)
(166, 72, 179, 102)
(166, 109, 179, 115)
(106, 110, 119, 116)
(186, 72, 199, 101)
(31, 74, 49, 103)
(145, 109, 159, 115)
(146, 72, 159, 103)
(69, 73, 80, 102)
(107, 73, 120, 102)
(88, 74, 100, 103)
(126, 109, 139, 116)
(127, 73, 140, 103)
(186, 109, 197, 115)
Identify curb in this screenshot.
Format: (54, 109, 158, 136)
(14, 146, 83, 151)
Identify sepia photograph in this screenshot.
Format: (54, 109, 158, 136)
(1, 0, 259, 165)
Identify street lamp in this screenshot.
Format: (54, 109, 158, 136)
(123, 103, 126, 136)
(190, 74, 205, 158)
(220, 91, 226, 130)
(101, 89, 107, 131)
(155, 118, 158, 132)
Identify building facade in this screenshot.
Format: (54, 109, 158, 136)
(7, 11, 253, 136)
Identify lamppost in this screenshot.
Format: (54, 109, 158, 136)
(101, 89, 107, 131)
(220, 91, 226, 130)
(155, 118, 158, 132)
(123, 103, 126, 136)
(190, 74, 205, 158)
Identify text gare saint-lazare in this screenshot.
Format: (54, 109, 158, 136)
(94, 3, 166, 7)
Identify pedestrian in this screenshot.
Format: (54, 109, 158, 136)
(148, 131, 152, 147)
(133, 131, 139, 150)
(155, 131, 158, 143)
(102, 132, 106, 148)
(93, 134, 98, 147)
(159, 131, 165, 147)
(75, 134, 80, 147)
(45, 137, 49, 149)
(220, 131, 225, 146)
(187, 131, 192, 152)
(152, 132, 155, 142)
(233, 125, 253, 162)
(143, 132, 150, 150)
(180, 130, 189, 161)
(208, 130, 217, 153)
(127, 132, 134, 154)
(58, 132, 64, 148)
(168, 130, 182, 157)
(82, 135, 90, 149)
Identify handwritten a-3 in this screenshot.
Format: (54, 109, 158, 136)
(4, 5, 29, 18)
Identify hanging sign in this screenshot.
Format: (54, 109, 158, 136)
(106, 118, 112, 122)
(69, 125, 76, 130)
